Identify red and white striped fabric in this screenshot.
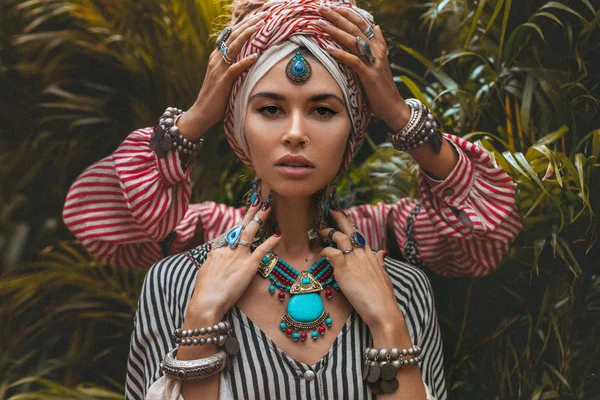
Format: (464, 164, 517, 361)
(63, 128, 522, 277)
(225, 0, 370, 168)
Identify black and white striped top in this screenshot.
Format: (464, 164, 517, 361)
(126, 245, 447, 399)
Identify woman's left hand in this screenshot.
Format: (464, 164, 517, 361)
(317, 4, 411, 131)
(319, 210, 404, 332)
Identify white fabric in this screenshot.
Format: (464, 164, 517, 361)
(232, 36, 357, 163)
(145, 374, 437, 399)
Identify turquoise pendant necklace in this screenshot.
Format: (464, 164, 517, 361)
(258, 251, 339, 342)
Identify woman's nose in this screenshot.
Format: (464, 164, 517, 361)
(281, 111, 309, 147)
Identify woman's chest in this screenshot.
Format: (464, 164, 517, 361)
(235, 276, 355, 366)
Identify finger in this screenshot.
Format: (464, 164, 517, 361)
(375, 250, 386, 266)
(319, 246, 346, 268)
(239, 199, 272, 243)
(227, 12, 266, 43)
(373, 25, 386, 43)
(324, 45, 369, 76)
(329, 210, 373, 253)
(250, 231, 282, 264)
(319, 227, 352, 254)
(330, 5, 371, 35)
(227, 18, 265, 57)
(226, 53, 259, 78)
(317, 19, 362, 58)
(319, 6, 368, 43)
(328, 210, 353, 235)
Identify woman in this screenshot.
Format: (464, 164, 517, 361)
(64, 0, 521, 398)
(62, 7, 522, 278)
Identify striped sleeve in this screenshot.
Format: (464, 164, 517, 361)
(346, 134, 522, 277)
(62, 128, 243, 269)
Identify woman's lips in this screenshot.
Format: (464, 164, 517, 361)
(276, 165, 315, 178)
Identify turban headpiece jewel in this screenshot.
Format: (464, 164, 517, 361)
(223, 0, 374, 169)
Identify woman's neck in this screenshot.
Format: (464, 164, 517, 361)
(270, 193, 322, 261)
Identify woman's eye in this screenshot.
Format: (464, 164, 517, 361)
(313, 106, 336, 117)
(257, 105, 281, 116)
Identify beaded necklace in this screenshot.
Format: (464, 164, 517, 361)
(258, 251, 339, 342)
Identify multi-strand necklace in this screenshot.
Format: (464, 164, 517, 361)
(258, 251, 339, 342)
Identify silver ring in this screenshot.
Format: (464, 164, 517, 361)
(356, 37, 376, 64)
(238, 240, 252, 248)
(212, 237, 228, 249)
(352, 225, 360, 230)
(327, 229, 338, 243)
(363, 26, 375, 40)
(251, 216, 264, 227)
(300, 136, 310, 147)
(216, 27, 232, 48)
(220, 42, 233, 65)
(342, 247, 354, 255)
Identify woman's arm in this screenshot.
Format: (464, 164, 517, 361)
(346, 134, 522, 277)
(63, 128, 246, 269)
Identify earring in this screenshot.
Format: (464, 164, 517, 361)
(308, 176, 340, 242)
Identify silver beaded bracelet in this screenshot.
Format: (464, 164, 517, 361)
(161, 348, 228, 380)
(362, 346, 424, 395)
(149, 107, 204, 160)
(172, 321, 240, 356)
(387, 99, 443, 154)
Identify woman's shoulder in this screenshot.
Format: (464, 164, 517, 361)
(383, 257, 434, 305)
(142, 244, 210, 300)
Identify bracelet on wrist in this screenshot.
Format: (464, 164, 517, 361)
(362, 345, 424, 395)
(150, 107, 204, 162)
(161, 321, 241, 381)
(172, 321, 240, 356)
(387, 99, 443, 154)
(161, 348, 228, 380)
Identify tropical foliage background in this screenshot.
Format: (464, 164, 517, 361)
(1, 0, 598, 398)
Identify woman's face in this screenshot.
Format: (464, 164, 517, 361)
(244, 53, 351, 198)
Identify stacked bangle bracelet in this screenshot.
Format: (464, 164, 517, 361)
(161, 321, 241, 381)
(150, 107, 204, 161)
(362, 345, 424, 394)
(387, 99, 443, 154)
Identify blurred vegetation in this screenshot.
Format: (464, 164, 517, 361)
(0, 0, 598, 399)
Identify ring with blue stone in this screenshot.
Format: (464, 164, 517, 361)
(350, 231, 367, 248)
(225, 224, 245, 248)
(356, 37, 376, 64)
(215, 26, 232, 48)
(220, 42, 233, 65)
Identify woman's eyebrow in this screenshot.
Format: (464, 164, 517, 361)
(309, 93, 344, 105)
(249, 92, 285, 102)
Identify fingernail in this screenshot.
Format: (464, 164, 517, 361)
(317, 19, 328, 26)
(325, 44, 336, 52)
(274, 231, 282, 237)
(252, 196, 260, 207)
(257, 19, 266, 25)
(261, 202, 270, 211)
(320, 4, 330, 12)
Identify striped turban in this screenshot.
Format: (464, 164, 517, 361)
(224, 0, 374, 169)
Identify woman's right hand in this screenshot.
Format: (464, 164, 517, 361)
(177, 13, 266, 140)
(187, 199, 280, 321)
